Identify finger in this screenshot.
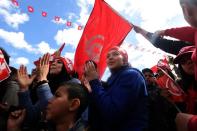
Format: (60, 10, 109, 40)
(89, 62, 96, 70)
(45, 53, 50, 65)
(40, 55, 45, 66)
(42, 53, 47, 65)
(41, 54, 46, 65)
(24, 66, 27, 76)
(20, 109, 26, 120)
(21, 65, 25, 75)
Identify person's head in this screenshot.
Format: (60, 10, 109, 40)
(106, 46, 128, 71)
(46, 82, 88, 123)
(179, 0, 197, 28)
(174, 46, 195, 75)
(142, 68, 155, 86)
(0, 47, 10, 65)
(50, 57, 74, 76)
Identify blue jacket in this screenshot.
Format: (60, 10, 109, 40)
(89, 66, 148, 131)
(18, 83, 53, 127)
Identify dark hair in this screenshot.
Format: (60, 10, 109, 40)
(48, 63, 73, 94)
(0, 47, 10, 65)
(59, 82, 89, 120)
(178, 64, 197, 92)
(142, 68, 154, 74)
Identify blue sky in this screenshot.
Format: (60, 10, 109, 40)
(0, 0, 188, 79)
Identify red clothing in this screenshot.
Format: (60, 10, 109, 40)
(164, 26, 196, 44)
(186, 88, 197, 114)
(188, 115, 197, 131)
(164, 26, 197, 81)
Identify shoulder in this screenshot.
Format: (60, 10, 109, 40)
(122, 67, 144, 77)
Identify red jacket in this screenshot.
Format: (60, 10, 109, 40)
(163, 26, 197, 81)
(188, 115, 197, 131)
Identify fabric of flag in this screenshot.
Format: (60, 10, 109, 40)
(42, 11, 47, 17)
(34, 43, 65, 65)
(66, 21, 72, 26)
(0, 50, 11, 82)
(74, 0, 132, 79)
(11, 0, 19, 7)
(151, 65, 158, 73)
(55, 16, 60, 21)
(28, 6, 34, 13)
(156, 68, 185, 102)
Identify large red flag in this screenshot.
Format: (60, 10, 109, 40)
(0, 50, 11, 82)
(74, 0, 132, 79)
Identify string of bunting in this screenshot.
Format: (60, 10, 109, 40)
(11, 0, 83, 30)
(126, 44, 170, 56)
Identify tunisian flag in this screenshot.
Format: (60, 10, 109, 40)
(0, 50, 11, 82)
(156, 68, 185, 102)
(74, 0, 132, 79)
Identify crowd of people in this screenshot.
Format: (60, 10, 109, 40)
(0, 0, 197, 131)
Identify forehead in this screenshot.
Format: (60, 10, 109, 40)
(107, 49, 119, 54)
(56, 86, 68, 94)
(53, 58, 63, 62)
(144, 72, 153, 75)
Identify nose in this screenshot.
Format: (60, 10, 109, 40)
(51, 60, 57, 66)
(107, 54, 113, 60)
(48, 97, 55, 104)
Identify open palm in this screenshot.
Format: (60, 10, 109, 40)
(17, 65, 36, 91)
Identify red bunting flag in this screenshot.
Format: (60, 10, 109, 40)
(11, 0, 19, 7)
(66, 21, 72, 26)
(34, 43, 65, 65)
(78, 25, 83, 30)
(74, 0, 132, 79)
(0, 50, 11, 82)
(54, 16, 60, 21)
(28, 6, 34, 13)
(42, 11, 47, 17)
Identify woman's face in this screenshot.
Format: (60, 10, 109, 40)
(50, 58, 64, 75)
(46, 86, 70, 121)
(106, 50, 124, 70)
(180, 55, 195, 75)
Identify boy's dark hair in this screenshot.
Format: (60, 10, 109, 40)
(142, 68, 154, 74)
(59, 82, 89, 119)
(0, 47, 10, 65)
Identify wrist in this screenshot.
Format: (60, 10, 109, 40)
(36, 80, 49, 87)
(37, 78, 47, 82)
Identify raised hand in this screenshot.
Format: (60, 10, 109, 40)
(133, 24, 143, 33)
(36, 53, 50, 81)
(84, 61, 98, 81)
(17, 65, 36, 91)
(154, 30, 165, 37)
(7, 109, 26, 131)
(81, 75, 92, 93)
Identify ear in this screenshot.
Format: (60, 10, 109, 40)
(69, 98, 80, 112)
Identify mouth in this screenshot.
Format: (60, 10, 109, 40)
(50, 66, 57, 70)
(108, 61, 115, 65)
